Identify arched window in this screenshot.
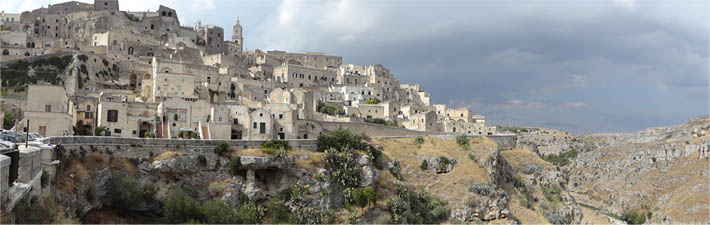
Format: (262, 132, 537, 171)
(2, 49, 9, 55)
(24, 52, 30, 56)
(161, 11, 166, 16)
(167, 12, 172, 17)
(128, 47, 134, 55)
(147, 52, 153, 57)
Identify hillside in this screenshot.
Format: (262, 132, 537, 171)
(508, 115, 710, 224)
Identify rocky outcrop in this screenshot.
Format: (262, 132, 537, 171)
(454, 182, 510, 221)
(417, 156, 457, 174)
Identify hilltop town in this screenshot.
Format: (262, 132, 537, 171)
(0, 0, 496, 140)
(1, 1, 707, 225)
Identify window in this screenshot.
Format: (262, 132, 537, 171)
(233, 118, 239, 125)
(279, 114, 283, 119)
(114, 129, 122, 134)
(85, 112, 92, 119)
(87, 105, 91, 111)
(253, 122, 257, 129)
(259, 122, 266, 134)
(107, 110, 119, 122)
(45, 105, 51, 112)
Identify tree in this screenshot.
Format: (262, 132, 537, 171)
(214, 142, 230, 157)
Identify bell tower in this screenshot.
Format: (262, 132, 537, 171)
(232, 17, 243, 51)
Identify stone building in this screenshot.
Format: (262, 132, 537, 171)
(24, 85, 74, 136)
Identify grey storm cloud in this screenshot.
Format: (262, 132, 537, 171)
(2, 0, 707, 134)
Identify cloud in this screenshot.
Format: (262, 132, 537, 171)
(612, 0, 636, 9)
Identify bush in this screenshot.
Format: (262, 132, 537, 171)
(542, 149, 578, 167)
(261, 140, 291, 154)
(12, 195, 46, 224)
(420, 160, 429, 170)
(3, 111, 15, 129)
(365, 98, 381, 104)
(108, 172, 153, 214)
(542, 183, 562, 202)
(456, 136, 469, 149)
(236, 201, 264, 224)
(389, 163, 404, 181)
(324, 147, 362, 188)
(364, 117, 398, 127)
(264, 197, 298, 224)
(414, 136, 425, 148)
(229, 156, 241, 176)
(200, 199, 238, 224)
(317, 128, 365, 152)
(163, 188, 202, 224)
(213, 142, 229, 157)
(386, 196, 406, 224)
(622, 210, 646, 224)
(317, 100, 345, 116)
(197, 155, 207, 166)
(363, 186, 377, 206)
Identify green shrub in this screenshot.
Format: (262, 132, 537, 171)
(163, 188, 202, 224)
(264, 197, 298, 224)
(420, 160, 429, 170)
(542, 149, 578, 167)
(317, 128, 365, 152)
(364, 117, 398, 127)
(456, 136, 469, 149)
(542, 183, 562, 202)
(363, 186, 377, 206)
(12, 195, 46, 224)
(386, 196, 406, 224)
(317, 100, 346, 116)
(236, 201, 264, 224)
(3, 111, 15, 129)
(414, 136, 425, 148)
(389, 164, 404, 181)
(324, 147, 362, 188)
(365, 98, 381, 104)
(438, 157, 451, 171)
(200, 199, 238, 224)
(213, 142, 229, 157)
(197, 155, 207, 167)
(621, 210, 646, 224)
(229, 156, 241, 176)
(108, 172, 153, 214)
(261, 140, 291, 154)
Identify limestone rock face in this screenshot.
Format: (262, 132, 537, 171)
(240, 156, 294, 170)
(455, 182, 510, 221)
(417, 156, 457, 174)
(152, 155, 200, 173)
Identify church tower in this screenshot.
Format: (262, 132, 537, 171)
(232, 17, 243, 51)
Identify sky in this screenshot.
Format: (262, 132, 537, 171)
(2, 0, 708, 134)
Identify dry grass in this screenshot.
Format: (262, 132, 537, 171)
(154, 151, 184, 161)
(501, 148, 554, 172)
(371, 136, 494, 214)
(57, 152, 138, 193)
(237, 148, 271, 157)
(292, 149, 325, 170)
(579, 204, 615, 224)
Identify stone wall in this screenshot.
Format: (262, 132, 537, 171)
(314, 121, 446, 137)
(0, 154, 10, 209)
(44, 136, 318, 151)
(487, 135, 517, 150)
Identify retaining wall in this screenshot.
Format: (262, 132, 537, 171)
(315, 121, 446, 137)
(44, 136, 318, 151)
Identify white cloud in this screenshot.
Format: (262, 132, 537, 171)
(572, 74, 587, 86)
(612, 0, 636, 9)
